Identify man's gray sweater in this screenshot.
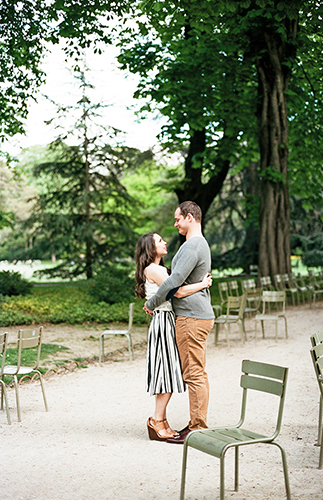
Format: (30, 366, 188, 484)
(146, 236, 214, 320)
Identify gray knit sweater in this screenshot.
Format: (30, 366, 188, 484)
(146, 236, 214, 320)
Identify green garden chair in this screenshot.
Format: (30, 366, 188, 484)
(0, 332, 11, 425)
(228, 280, 240, 297)
(260, 275, 275, 291)
(99, 302, 134, 364)
(310, 342, 323, 469)
(2, 327, 48, 422)
(310, 332, 323, 449)
(281, 273, 299, 306)
(218, 282, 230, 311)
(214, 294, 246, 347)
(255, 291, 287, 341)
(180, 360, 291, 500)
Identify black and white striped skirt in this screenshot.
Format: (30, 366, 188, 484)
(146, 310, 185, 396)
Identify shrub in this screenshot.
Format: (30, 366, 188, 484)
(302, 250, 323, 268)
(0, 270, 33, 296)
(89, 265, 135, 304)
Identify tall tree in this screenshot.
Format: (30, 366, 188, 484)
(119, 0, 323, 280)
(27, 71, 148, 279)
(118, 3, 257, 223)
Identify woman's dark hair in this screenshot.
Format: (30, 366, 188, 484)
(134, 232, 169, 299)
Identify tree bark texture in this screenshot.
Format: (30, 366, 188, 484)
(256, 18, 298, 282)
(175, 128, 230, 228)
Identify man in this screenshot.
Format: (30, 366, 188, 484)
(144, 201, 214, 444)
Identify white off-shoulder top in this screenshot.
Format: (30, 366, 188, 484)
(145, 265, 173, 312)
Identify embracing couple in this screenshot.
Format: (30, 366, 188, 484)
(135, 201, 215, 444)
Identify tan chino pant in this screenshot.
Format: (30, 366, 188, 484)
(175, 316, 214, 430)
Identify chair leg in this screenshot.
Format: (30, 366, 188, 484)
(35, 370, 48, 412)
(261, 320, 265, 338)
(180, 440, 189, 500)
(275, 320, 278, 341)
(319, 428, 323, 470)
(272, 442, 291, 500)
(215, 324, 220, 345)
(224, 324, 230, 349)
(99, 335, 104, 366)
(284, 317, 288, 339)
(239, 321, 245, 344)
(220, 456, 225, 500)
(125, 334, 133, 362)
(13, 375, 21, 422)
(0, 380, 11, 425)
(234, 447, 239, 492)
(318, 395, 322, 444)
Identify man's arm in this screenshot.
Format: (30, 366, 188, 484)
(146, 244, 198, 310)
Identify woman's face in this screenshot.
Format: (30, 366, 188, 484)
(153, 233, 167, 258)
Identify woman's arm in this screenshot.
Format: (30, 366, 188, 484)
(174, 273, 212, 298)
(145, 265, 212, 298)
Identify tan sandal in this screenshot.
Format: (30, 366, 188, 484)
(147, 417, 173, 441)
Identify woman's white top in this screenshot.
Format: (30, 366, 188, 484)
(145, 265, 173, 312)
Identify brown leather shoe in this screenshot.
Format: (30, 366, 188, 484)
(177, 425, 190, 435)
(166, 428, 191, 444)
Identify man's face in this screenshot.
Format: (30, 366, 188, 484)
(174, 208, 189, 236)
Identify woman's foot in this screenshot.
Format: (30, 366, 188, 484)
(147, 417, 174, 441)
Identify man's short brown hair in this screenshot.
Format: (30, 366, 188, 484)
(178, 201, 202, 223)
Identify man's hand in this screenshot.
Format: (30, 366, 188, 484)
(143, 301, 154, 316)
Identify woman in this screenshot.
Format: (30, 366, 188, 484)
(135, 232, 212, 441)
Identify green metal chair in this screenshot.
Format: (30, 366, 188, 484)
(310, 332, 323, 450)
(2, 327, 48, 422)
(0, 332, 11, 425)
(310, 342, 323, 469)
(241, 278, 256, 292)
(255, 291, 287, 341)
(244, 287, 262, 317)
(218, 282, 230, 311)
(228, 280, 240, 297)
(214, 294, 246, 347)
(180, 360, 291, 500)
(99, 302, 134, 364)
(281, 273, 299, 306)
(260, 275, 275, 291)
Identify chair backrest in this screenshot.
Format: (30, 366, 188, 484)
(260, 276, 274, 290)
(310, 344, 323, 401)
(242, 279, 256, 292)
(128, 303, 135, 331)
(218, 282, 229, 304)
(0, 332, 8, 376)
(239, 359, 289, 438)
(245, 287, 262, 307)
(226, 294, 246, 320)
(16, 327, 43, 372)
(310, 331, 323, 347)
(261, 291, 286, 314)
(274, 274, 284, 291)
(228, 280, 239, 296)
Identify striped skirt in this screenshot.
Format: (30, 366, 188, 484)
(146, 310, 185, 396)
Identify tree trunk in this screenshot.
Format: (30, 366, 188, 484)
(175, 127, 230, 228)
(256, 20, 298, 283)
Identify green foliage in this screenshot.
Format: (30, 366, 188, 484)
(89, 265, 135, 304)
(0, 0, 128, 139)
(23, 71, 147, 280)
(302, 250, 323, 268)
(0, 271, 33, 297)
(0, 284, 146, 326)
(4, 343, 69, 370)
